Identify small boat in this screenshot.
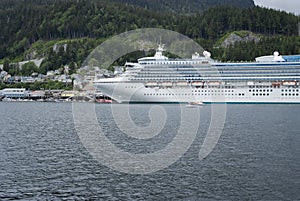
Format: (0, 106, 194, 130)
(96, 99, 113, 103)
(185, 101, 204, 108)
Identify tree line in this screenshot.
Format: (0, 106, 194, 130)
(0, 0, 299, 73)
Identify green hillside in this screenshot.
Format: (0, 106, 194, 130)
(0, 0, 299, 75)
(105, 0, 255, 13)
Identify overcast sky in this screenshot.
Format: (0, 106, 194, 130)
(254, 0, 300, 15)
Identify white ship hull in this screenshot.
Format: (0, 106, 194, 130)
(95, 82, 300, 103)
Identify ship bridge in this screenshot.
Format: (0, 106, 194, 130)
(138, 45, 168, 64)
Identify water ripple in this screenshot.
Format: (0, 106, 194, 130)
(0, 102, 299, 200)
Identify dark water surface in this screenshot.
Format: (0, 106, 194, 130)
(0, 102, 299, 200)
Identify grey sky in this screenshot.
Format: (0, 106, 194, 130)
(254, 0, 300, 15)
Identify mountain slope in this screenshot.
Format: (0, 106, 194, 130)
(105, 0, 255, 13)
(0, 0, 298, 64)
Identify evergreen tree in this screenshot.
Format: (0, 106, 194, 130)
(3, 59, 10, 72)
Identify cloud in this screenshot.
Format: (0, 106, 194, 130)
(254, 0, 300, 15)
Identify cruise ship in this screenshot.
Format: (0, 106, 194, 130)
(94, 45, 300, 103)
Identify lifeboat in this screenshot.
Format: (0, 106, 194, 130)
(272, 81, 281, 87)
(145, 82, 158, 87)
(191, 81, 204, 86)
(282, 81, 297, 86)
(208, 81, 221, 86)
(176, 82, 188, 86)
(161, 82, 173, 87)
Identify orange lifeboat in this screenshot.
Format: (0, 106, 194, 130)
(191, 81, 204, 86)
(282, 81, 297, 86)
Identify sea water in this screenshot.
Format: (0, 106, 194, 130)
(0, 102, 299, 200)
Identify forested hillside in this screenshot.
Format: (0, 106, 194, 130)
(0, 0, 299, 73)
(106, 0, 254, 13)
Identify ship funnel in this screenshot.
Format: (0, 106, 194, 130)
(273, 51, 285, 62)
(203, 51, 211, 58)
